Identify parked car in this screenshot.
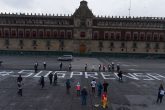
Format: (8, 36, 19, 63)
(58, 55, 73, 61)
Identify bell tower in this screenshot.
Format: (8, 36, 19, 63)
(72, 1, 94, 53)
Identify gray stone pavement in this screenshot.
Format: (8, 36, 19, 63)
(0, 55, 165, 110)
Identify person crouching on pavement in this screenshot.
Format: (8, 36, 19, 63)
(76, 82, 81, 96)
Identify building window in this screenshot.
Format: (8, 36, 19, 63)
(67, 32, 72, 39)
(159, 34, 164, 41)
(32, 31, 37, 37)
(19, 31, 23, 38)
(153, 33, 158, 41)
(116, 33, 121, 40)
(140, 33, 145, 41)
(5, 30, 9, 37)
(110, 33, 114, 40)
(11, 30, 16, 37)
(93, 32, 98, 40)
(133, 33, 138, 41)
(53, 31, 57, 38)
(60, 31, 65, 39)
(80, 32, 86, 38)
(104, 32, 109, 40)
(126, 33, 131, 41)
(46, 31, 51, 38)
(146, 33, 152, 41)
(39, 31, 43, 38)
(26, 31, 30, 38)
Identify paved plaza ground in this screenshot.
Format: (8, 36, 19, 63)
(0, 55, 165, 110)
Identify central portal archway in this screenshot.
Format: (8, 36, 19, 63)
(79, 44, 86, 53)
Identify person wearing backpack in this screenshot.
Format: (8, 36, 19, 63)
(157, 84, 164, 103)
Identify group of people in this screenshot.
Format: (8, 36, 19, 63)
(73, 79, 109, 107)
(39, 72, 58, 88)
(17, 73, 165, 106)
(34, 62, 73, 71)
(33, 61, 124, 74)
(34, 62, 47, 73)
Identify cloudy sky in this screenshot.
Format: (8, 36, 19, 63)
(0, 0, 164, 17)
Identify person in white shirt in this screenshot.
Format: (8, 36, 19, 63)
(91, 79, 96, 94)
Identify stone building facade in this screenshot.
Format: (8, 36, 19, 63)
(0, 1, 165, 54)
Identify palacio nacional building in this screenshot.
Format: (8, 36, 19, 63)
(0, 1, 165, 55)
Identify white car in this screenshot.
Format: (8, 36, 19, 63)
(58, 55, 73, 61)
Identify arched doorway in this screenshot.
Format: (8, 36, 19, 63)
(79, 44, 86, 53)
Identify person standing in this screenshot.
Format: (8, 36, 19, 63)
(97, 82, 103, 97)
(103, 81, 109, 93)
(17, 81, 23, 96)
(69, 64, 72, 71)
(60, 62, 63, 70)
(157, 84, 165, 103)
(117, 64, 120, 72)
(85, 64, 87, 71)
(43, 61, 46, 70)
(99, 64, 101, 71)
(17, 74, 22, 83)
(48, 72, 53, 85)
(66, 79, 71, 94)
(34, 63, 38, 73)
(53, 73, 58, 85)
(17, 74, 23, 96)
(91, 79, 96, 94)
(103, 65, 106, 72)
(111, 62, 114, 71)
(40, 76, 45, 88)
(81, 87, 88, 105)
(108, 64, 111, 72)
(76, 82, 81, 96)
(118, 71, 123, 82)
